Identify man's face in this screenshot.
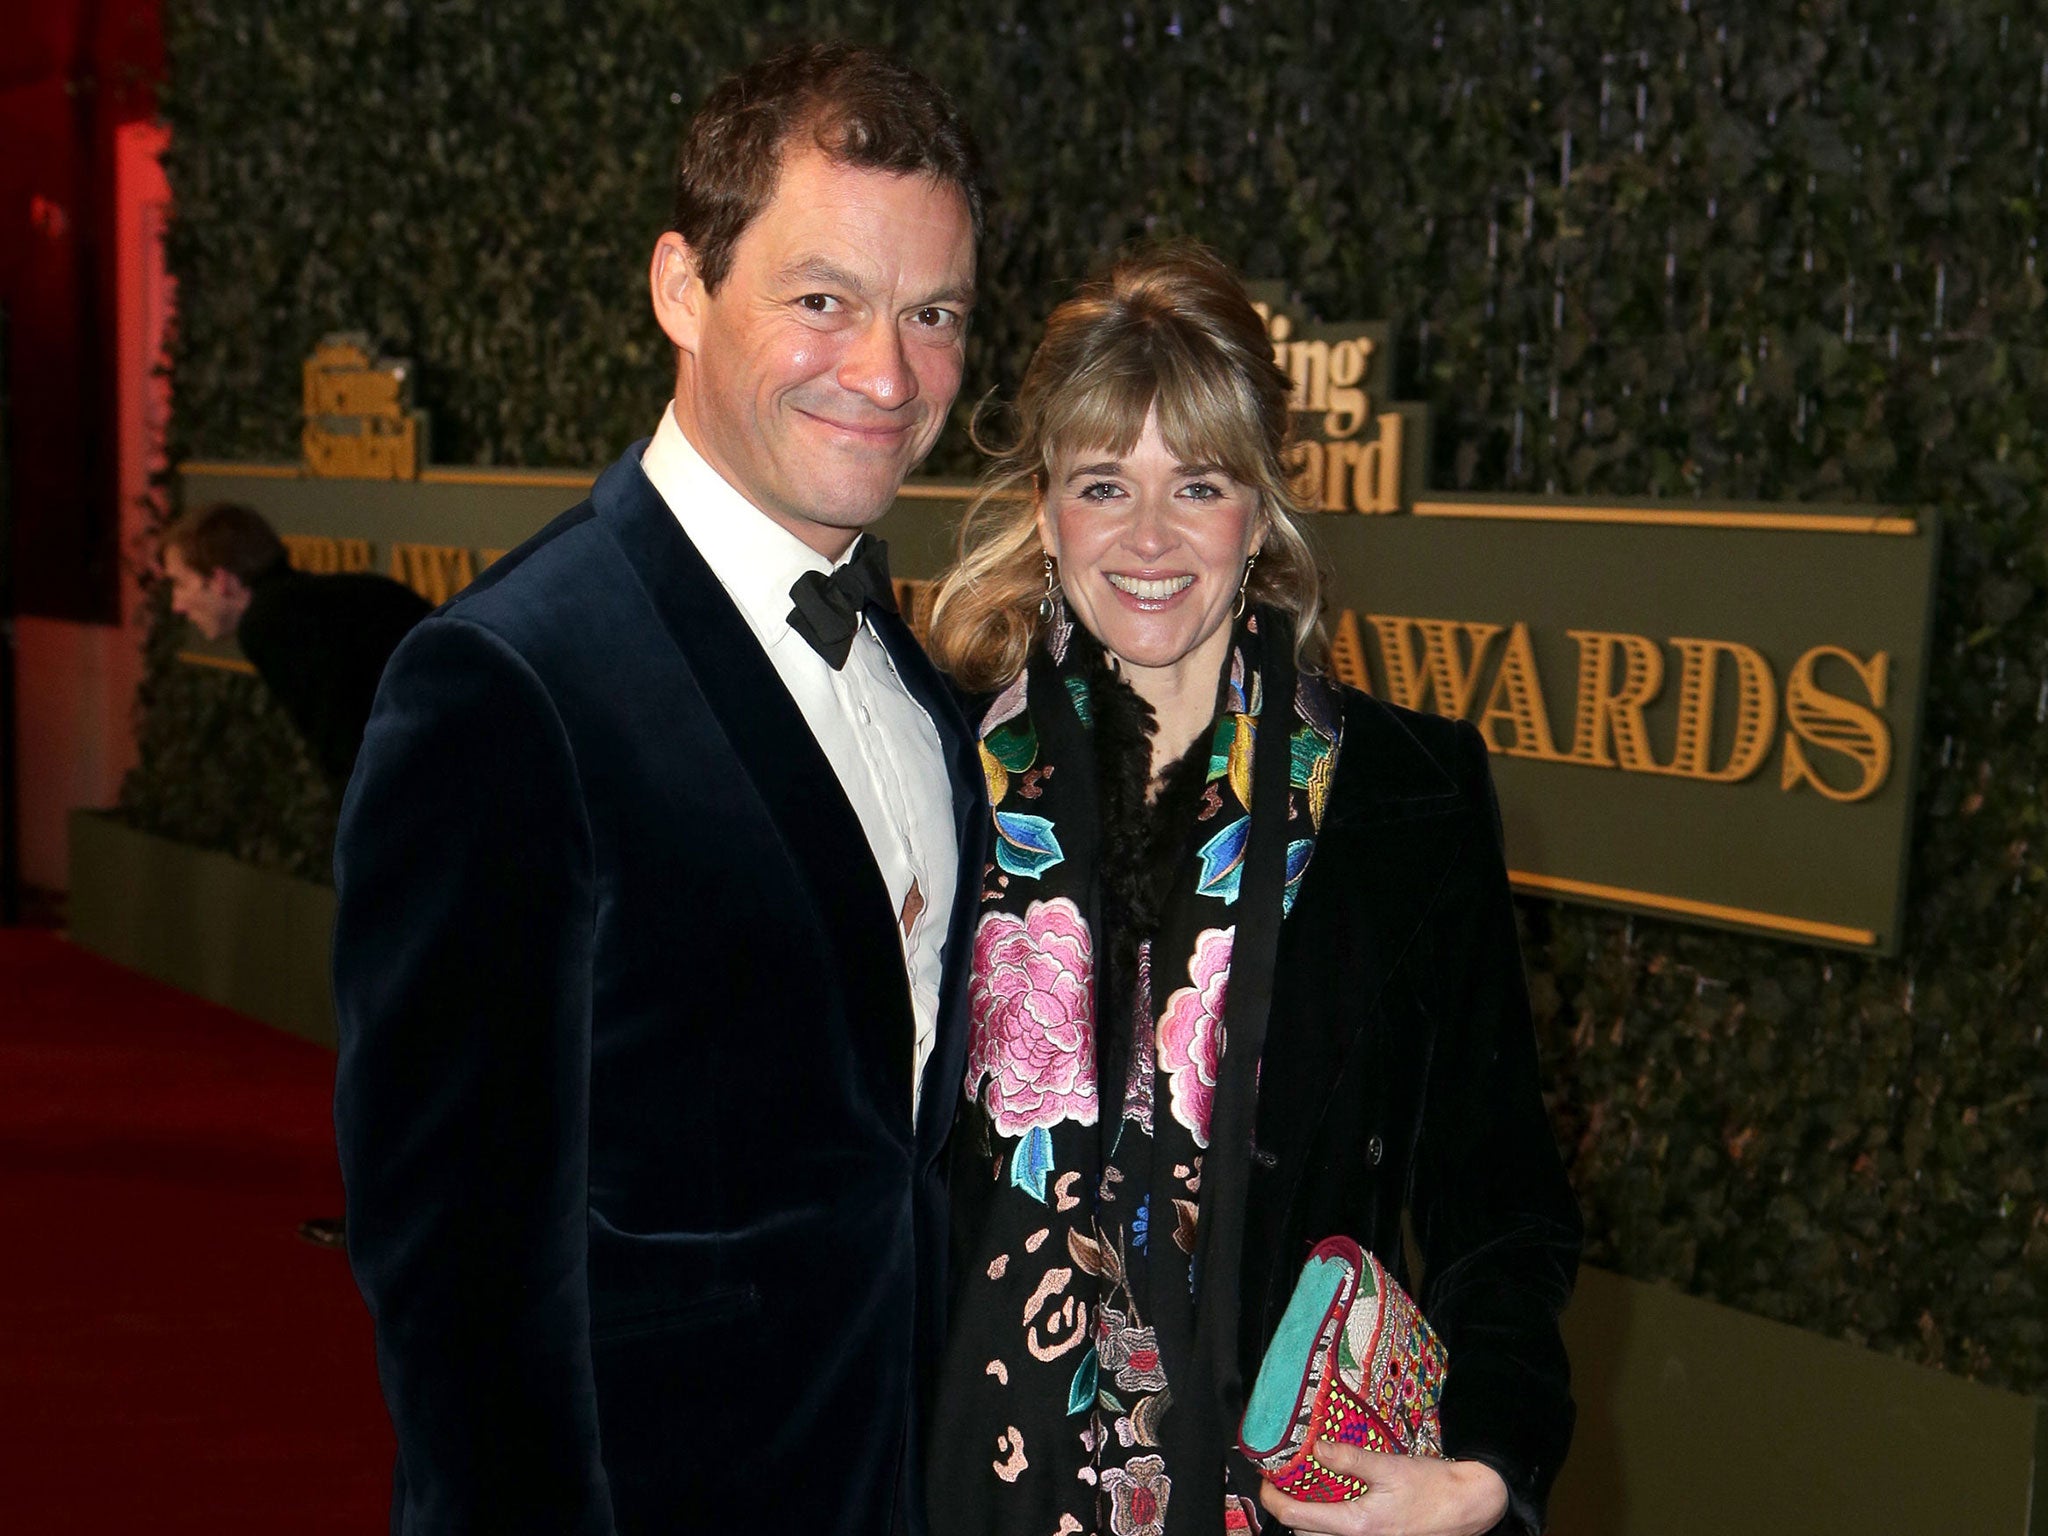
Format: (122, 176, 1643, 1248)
(163, 547, 251, 640)
(657, 148, 976, 558)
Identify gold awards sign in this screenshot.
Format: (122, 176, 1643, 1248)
(302, 333, 428, 480)
(1247, 284, 1430, 515)
(1243, 292, 1935, 953)
(1308, 502, 1931, 953)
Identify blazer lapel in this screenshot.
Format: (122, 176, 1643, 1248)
(595, 447, 913, 1120)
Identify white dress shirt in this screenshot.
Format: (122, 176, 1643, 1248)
(640, 404, 956, 1119)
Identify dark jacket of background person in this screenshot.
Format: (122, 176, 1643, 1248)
(331, 446, 988, 1536)
(1233, 692, 1581, 1532)
(235, 563, 429, 789)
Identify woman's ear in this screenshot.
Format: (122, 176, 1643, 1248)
(1034, 493, 1058, 565)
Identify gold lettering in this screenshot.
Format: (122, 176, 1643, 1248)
(1286, 339, 1329, 413)
(1323, 338, 1372, 439)
(1327, 609, 1372, 693)
(1321, 440, 1359, 512)
(1368, 616, 1502, 718)
(1477, 623, 1564, 760)
(301, 335, 424, 479)
(282, 534, 335, 573)
(280, 534, 373, 575)
(1566, 630, 1665, 770)
(1666, 639, 1777, 782)
(389, 543, 476, 606)
(1264, 306, 1292, 357)
(1781, 647, 1892, 802)
(1349, 412, 1405, 514)
(309, 368, 402, 418)
(303, 417, 421, 480)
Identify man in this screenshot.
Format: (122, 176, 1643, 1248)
(161, 503, 429, 791)
(332, 43, 987, 1536)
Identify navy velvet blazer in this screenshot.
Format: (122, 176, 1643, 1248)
(333, 443, 987, 1536)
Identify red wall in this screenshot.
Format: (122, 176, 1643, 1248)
(1, 0, 163, 624)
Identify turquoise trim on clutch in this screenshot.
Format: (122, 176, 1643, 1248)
(1241, 1253, 1347, 1452)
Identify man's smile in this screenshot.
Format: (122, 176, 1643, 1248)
(795, 406, 917, 445)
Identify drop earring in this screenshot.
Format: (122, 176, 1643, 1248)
(1233, 552, 1258, 619)
(1039, 553, 1058, 624)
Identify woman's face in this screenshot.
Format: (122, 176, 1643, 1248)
(1038, 406, 1264, 683)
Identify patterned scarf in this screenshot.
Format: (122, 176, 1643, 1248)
(930, 607, 1342, 1536)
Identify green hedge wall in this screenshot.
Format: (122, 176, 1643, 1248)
(141, 0, 2048, 1393)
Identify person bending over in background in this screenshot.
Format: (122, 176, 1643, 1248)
(923, 245, 1580, 1536)
(161, 501, 429, 1250)
(161, 502, 429, 793)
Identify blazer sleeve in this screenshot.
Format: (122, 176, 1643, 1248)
(1409, 720, 1583, 1534)
(332, 615, 614, 1535)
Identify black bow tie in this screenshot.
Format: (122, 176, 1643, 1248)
(786, 535, 897, 669)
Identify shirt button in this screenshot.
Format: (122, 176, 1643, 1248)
(859, 705, 872, 724)
(1366, 1135, 1384, 1167)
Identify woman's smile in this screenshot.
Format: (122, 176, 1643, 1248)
(1105, 572, 1196, 604)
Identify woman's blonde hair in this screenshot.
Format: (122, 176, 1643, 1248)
(926, 242, 1325, 692)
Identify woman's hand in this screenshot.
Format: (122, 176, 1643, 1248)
(1258, 1444, 1509, 1536)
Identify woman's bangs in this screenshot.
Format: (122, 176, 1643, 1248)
(1151, 352, 1269, 488)
(1042, 348, 1268, 488)
(1041, 362, 1159, 470)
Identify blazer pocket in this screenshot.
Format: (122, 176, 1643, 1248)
(590, 1282, 762, 1344)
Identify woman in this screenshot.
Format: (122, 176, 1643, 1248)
(923, 244, 1581, 1536)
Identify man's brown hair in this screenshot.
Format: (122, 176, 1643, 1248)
(671, 41, 985, 293)
(160, 502, 287, 583)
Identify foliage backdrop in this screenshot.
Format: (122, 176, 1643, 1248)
(136, 0, 2048, 1393)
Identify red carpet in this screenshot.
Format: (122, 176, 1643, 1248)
(0, 930, 392, 1533)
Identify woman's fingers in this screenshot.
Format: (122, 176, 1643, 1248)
(1257, 1478, 1363, 1535)
(1257, 1446, 1404, 1533)
(1305, 1443, 1405, 1483)
(1256, 1446, 1509, 1536)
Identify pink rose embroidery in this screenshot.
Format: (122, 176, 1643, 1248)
(1155, 926, 1233, 1147)
(966, 898, 1099, 1136)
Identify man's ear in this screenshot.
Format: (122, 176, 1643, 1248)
(649, 232, 704, 352)
(207, 567, 254, 625)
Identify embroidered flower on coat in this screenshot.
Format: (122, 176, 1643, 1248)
(1095, 1305, 1170, 1394)
(1155, 926, 1233, 1146)
(966, 898, 1100, 1136)
(1100, 1454, 1171, 1536)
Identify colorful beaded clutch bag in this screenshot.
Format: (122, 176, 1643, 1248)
(1236, 1235, 1448, 1500)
